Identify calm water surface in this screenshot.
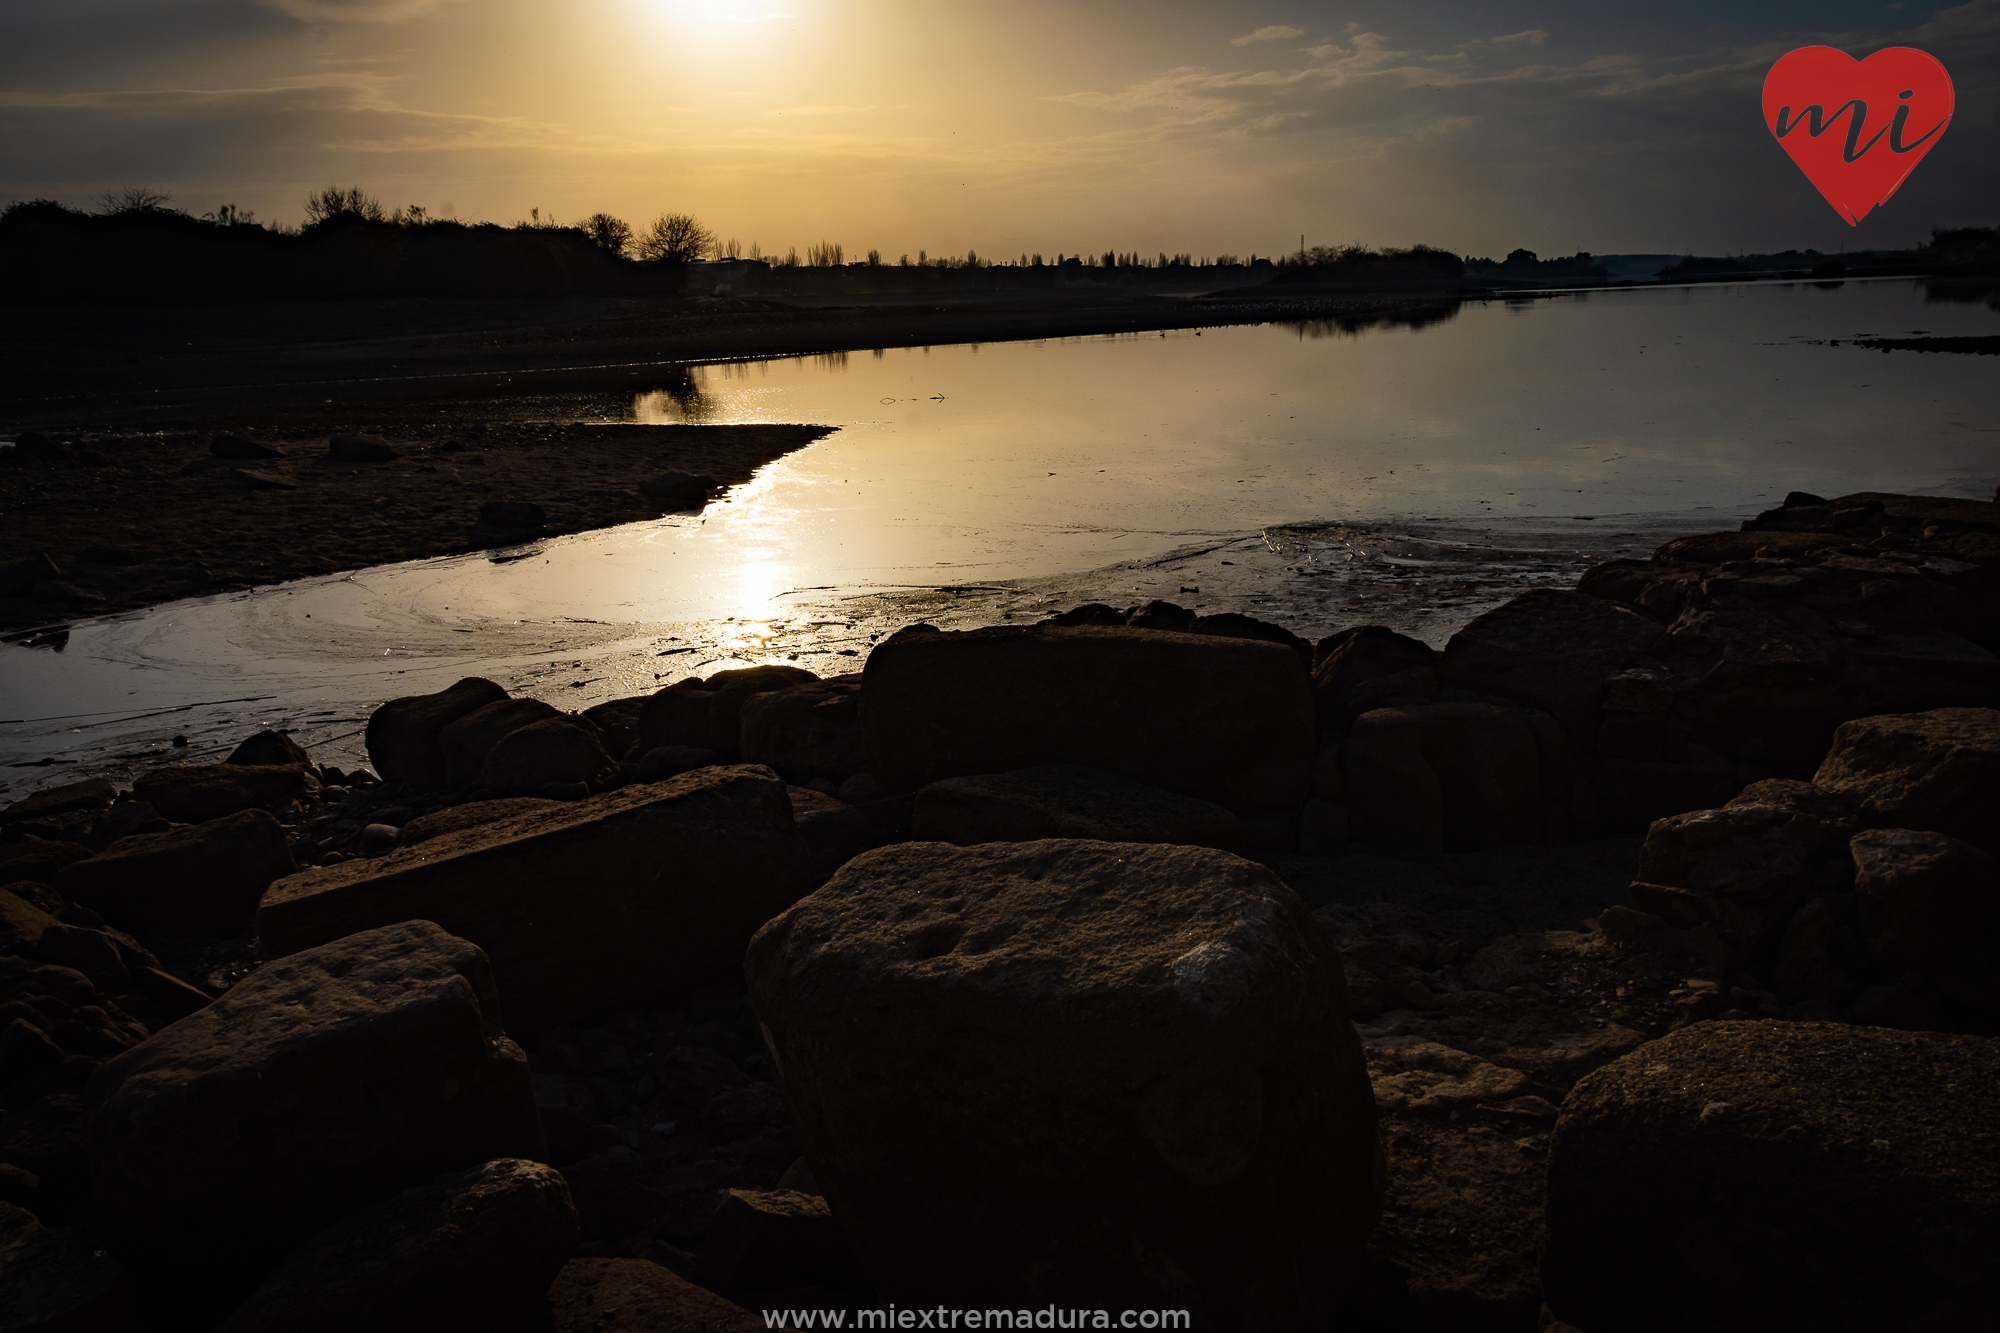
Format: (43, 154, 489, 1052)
(4, 278, 1995, 778)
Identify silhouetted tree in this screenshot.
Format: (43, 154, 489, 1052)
(304, 186, 388, 226)
(807, 239, 843, 267)
(637, 212, 715, 263)
(581, 212, 633, 258)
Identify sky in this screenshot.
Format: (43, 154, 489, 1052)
(1, 0, 1994, 260)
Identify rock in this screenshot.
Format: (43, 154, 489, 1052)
(211, 433, 283, 460)
(581, 695, 648, 759)
(0, 780, 115, 826)
(1344, 702, 1553, 853)
(738, 676, 867, 784)
(638, 472, 717, 509)
(745, 839, 1381, 1319)
(1191, 612, 1313, 661)
(440, 698, 564, 791)
(1311, 625, 1438, 731)
(1440, 589, 1667, 737)
(129, 762, 308, 824)
(216, 1159, 578, 1333)
(479, 716, 613, 796)
(359, 823, 399, 856)
(859, 623, 1315, 816)
(56, 809, 293, 936)
(1366, 1039, 1535, 1113)
(365, 677, 509, 793)
(696, 1188, 855, 1300)
(0, 1201, 141, 1331)
(910, 763, 1246, 851)
(1297, 797, 1349, 854)
(787, 787, 878, 879)
(1850, 829, 1998, 979)
(399, 798, 561, 847)
(627, 744, 721, 784)
(328, 434, 398, 463)
(85, 921, 542, 1305)
(477, 500, 546, 530)
(257, 766, 816, 1038)
(1543, 1021, 2000, 1332)
(0, 843, 95, 889)
(1813, 708, 2000, 853)
(0, 553, 60, 601)
(1126, 599, 1197, 632)
(639, 667, 821, 762)
(544, 1257, 766, 1333)
(224, 730, 311, 768)
(1592, 751, 1746, 834)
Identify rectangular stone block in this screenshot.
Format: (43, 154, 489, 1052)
(257, 766, 817, 1038)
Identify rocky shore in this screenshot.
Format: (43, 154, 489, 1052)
(2, 487, 1997, 1329)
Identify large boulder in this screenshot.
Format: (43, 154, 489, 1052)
(398, 798, 560, 847)
(439, 698, 564, 792)
(217, 1158, 578, 1333)
(1344, 702, 1553, 853)
(129, 763, 308, 825)
(55, 809, 294, 936)
(581, 695, 648, 759)
(365, 677, 509, 793)
(479, 717, 613, 796)
(1850, 829, 1999, 981)
(84, 921, 542, 1306)
(223, 730, 311, 769)
(257, 767, 816, 1038)
(745, 839, 1382, 1321)
(638, 667, 821, 761)
(858, 624, 1315, 816)
(1543, 1022, 2000, 1331)
(1439, 588, 1666, 737)
(739, 676, 867, 784)
(0, 779, 115, 826)
(1632, 800, 1852, 959)
(1310, 625, 1437, 732)
(910, 764, 1245, 851)
(1813, 708, 2000, 853)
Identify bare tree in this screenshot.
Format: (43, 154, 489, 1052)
(303, 185, 387, 225)
(95, 186, 176, 215)
(636, 212, 715, 264)
(806, 240, 843, 267)
(581, 213, 633, 258)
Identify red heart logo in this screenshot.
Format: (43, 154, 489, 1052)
(1763, 46, 1953, 225)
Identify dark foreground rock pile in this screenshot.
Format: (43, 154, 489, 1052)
(1, 489, 1996, 1329)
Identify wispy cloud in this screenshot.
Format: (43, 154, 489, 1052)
(1232, 25, 1304, 46)
(260, 0, 460, 23)
(769, 105, 885, 116)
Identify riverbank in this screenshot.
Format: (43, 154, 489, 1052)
(0, 286, 1460, 429)
(0, 422, 834, 629)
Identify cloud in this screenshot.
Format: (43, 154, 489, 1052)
(769, 105, 885, 116)
(1490, 30, 1549, 46)
(1232, 25, 1305, 46)
(259, 0, 458, 23)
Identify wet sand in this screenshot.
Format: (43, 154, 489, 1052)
(0, 422, 833, 628)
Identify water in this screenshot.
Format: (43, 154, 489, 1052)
(4, 278, 1995, 790)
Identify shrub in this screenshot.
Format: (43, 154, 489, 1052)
(637, 212, 715, 264)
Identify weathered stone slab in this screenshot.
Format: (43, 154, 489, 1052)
(85, 921, 542, 1304)
(129, 764, 308, 825)
(1813, 707, 2000, 853)
(56, 808, 293, 936)
(858, 623, 1315, 815)
(1544, 1021, 2000, 1332)
(257, 766, 816, 1038)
